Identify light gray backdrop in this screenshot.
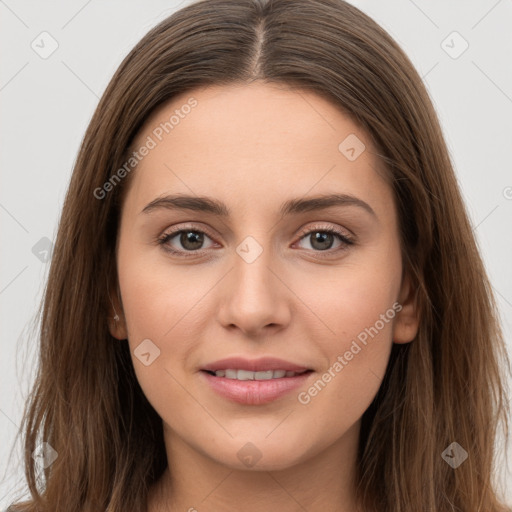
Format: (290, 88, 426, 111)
(1, 0, 511, 508)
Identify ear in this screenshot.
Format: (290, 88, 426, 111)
(107, 284, 128, 340)
(392, 272, 420, 344)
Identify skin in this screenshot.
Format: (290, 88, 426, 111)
(109, 81, 419, 512)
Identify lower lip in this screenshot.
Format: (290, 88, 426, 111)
(200, 370, 313, 405)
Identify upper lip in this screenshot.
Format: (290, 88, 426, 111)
(201, 357, 311, 373)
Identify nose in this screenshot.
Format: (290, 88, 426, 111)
(216, 242, 292, 338)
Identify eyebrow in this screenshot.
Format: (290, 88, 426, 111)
(141, 193, 376, 218)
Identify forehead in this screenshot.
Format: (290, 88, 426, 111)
(124, 82, 391, 216)
(134, 82, 366, 155)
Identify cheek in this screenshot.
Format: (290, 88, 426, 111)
(289, 246, 401, 418)
(116, 246, 205, 417)
(290, 243, 401, 346)
(289, 273, 399, 453)
(115, 234, 195, 381)
(117, 232, 203, 340)
(296, 272, 396, 410)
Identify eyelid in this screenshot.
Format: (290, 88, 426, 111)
(294, 222, 354, 241)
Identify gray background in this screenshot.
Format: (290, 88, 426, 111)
(1, 0, 511, 507)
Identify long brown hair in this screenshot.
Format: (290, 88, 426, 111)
(6, 0, 510, 510)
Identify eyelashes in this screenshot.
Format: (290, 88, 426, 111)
(156, 223, 355, 259)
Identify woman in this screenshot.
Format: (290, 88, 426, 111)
(7, 0, 511, 510)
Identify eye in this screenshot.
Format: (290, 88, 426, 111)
(157, 225, 217, 257)
(294, 224, 354, 255)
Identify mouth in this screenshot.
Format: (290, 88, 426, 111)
(199, 358, 314, 405)
(201, 368, 313, 380)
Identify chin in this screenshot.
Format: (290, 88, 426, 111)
(203, 437, 314, 472)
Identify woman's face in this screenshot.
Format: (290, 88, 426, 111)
(110, 82, 418, 471)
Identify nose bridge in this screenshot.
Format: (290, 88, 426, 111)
(216, 231, 291, 334)
(233, 232, 278, 302)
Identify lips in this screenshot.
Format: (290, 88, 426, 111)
(199, 356, 314, 405)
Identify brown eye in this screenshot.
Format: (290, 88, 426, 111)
(157, 226, 217, 257)
(295, 225, 354, 254)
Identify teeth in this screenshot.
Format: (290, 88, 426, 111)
(214, 369, 306, 380)
(255, 370, 273, 380)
